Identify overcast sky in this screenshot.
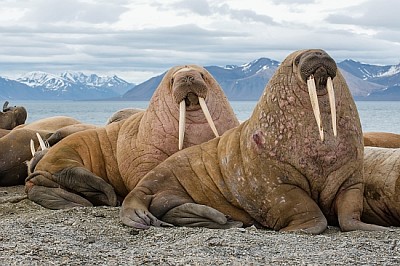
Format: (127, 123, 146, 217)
(1, 0, 400, 83)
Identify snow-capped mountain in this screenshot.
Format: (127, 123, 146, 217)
(2, 58, 400, 101)
(13, 72, 134, 100)
(18, 71, 69, 90)
(123, 58, 400, 101)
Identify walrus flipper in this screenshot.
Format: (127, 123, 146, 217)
(120, 193, 173, 229)
(27, 185, 93, 209)
(162, 203, 243, 229)
(336, 184, 388, 231)
(26, 167, 118, 209)
(52, 167, 118, 207)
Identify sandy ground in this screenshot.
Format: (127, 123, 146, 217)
(1, 185, 400, 265)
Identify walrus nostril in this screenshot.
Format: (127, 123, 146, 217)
(184, 76, 195, 84)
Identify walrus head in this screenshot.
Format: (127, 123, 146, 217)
(171, 66, 220, 150)
(293, 50, 338, 141)
(0, 101, 28, 130)
(27, 133, 50, 175)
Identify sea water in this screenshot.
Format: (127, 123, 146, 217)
(9, 100, 400, 133)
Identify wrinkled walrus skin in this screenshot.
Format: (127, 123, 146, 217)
(0, 101, 27, 130)
(25, 65, 239, 210)
(120, 49, 386, 233)
(364, 132, 400, 148)
(362, 147, 400, 226)
(0, 116, 84, 186)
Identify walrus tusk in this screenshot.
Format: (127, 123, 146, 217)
(178, 100, 186, 150)
(307, 75, 324, 141)
(327, 77, 337, 137)
(36, 132, 47, 151)
(30, 139, 35, 157)
(199, 97, 219, 138)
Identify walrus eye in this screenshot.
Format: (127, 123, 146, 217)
(294, 55, 301, 66)
(171, 77, 174, 84)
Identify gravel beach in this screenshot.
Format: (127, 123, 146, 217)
(1, 185, 400, 265)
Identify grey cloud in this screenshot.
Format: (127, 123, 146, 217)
(270, 0, 315, 4)
(172, 0, 212, 16)
(326, 0, 400, 30)
(21, 0, 128, 24)
(215, 4, 276, 25)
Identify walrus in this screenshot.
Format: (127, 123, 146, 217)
(364, 132, 400, 148)
(0, 116, 84, 186)
(106, 108, 145, 124)
(0, 101, 27, 130)
(25, 65, 239, 210)
(362, 146, 400, 226)
(120, 49, 386, 233)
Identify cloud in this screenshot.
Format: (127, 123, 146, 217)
(326, 0, 400, 30)
(1, 0, 399, 83)
(172, 0, 212, 16)
(19, 0, 128, 24)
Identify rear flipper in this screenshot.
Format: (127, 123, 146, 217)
(162, 203, 243, 229)
(26, 167, 118, 209)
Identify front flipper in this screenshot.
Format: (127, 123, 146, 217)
(53, 167, 118, 206)
(336, 185, 388, 231)
(28, 185, 93, 209)
(120, 192, 173, 229)
(26, 167, 118, 209)
(162, 203, 243, 229)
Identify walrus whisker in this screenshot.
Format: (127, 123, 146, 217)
(36, 132, 47, 151)
(199, 97, 219, 138)
(30, 139, 36, 157)
(179, 100, 186, 150)
(307, 75, 324, 141)
(327, 77, 337, 137)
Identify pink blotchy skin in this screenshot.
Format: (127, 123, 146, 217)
(120, 49, 386, 233)
(25, 65, 239, 210)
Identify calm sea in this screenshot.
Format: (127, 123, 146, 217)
(10, 100, 400, 133)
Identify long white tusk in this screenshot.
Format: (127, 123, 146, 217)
(307, 75, 324, 141)
(327, 77, 337, 137)
(178, 100, 186, 150)
(199, 97, 219, 138)
(30, 139, 35, 157)
(36, 132, 47, 151)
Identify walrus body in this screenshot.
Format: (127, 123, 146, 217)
(364, 132, 400, 148)
(26, 65, 239, 210)
(0, 116, 84, 186)
(362, 147, 400, 226)
(0, 101, 27, 130)
(121, 49, 385, 233)
(106, 108, 145, 124)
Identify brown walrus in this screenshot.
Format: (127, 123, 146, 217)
(0, 101, 27, 130)
(0, 116, 84, 186)
(120, 49, 386, 233)
(25, 65, 239, 210)
(364, 132, 400, 148)
(362, 146, 400, 226)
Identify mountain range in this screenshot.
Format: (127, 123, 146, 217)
(1, 59, 400, 101)
(0, 72, 133, 101)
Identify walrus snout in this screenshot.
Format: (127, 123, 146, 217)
(173, 67, 219, 150)
(298, 51, 337, 84)
(172, 68, 208, 105)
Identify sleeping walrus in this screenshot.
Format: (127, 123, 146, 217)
(25, 65, 239, 210)
(0, 116, 84, 186)
(120, 49, 386, 233)
(364, 132, 400, 148)
(0, 101, 27, 130)
(362, 146, 400, 226)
